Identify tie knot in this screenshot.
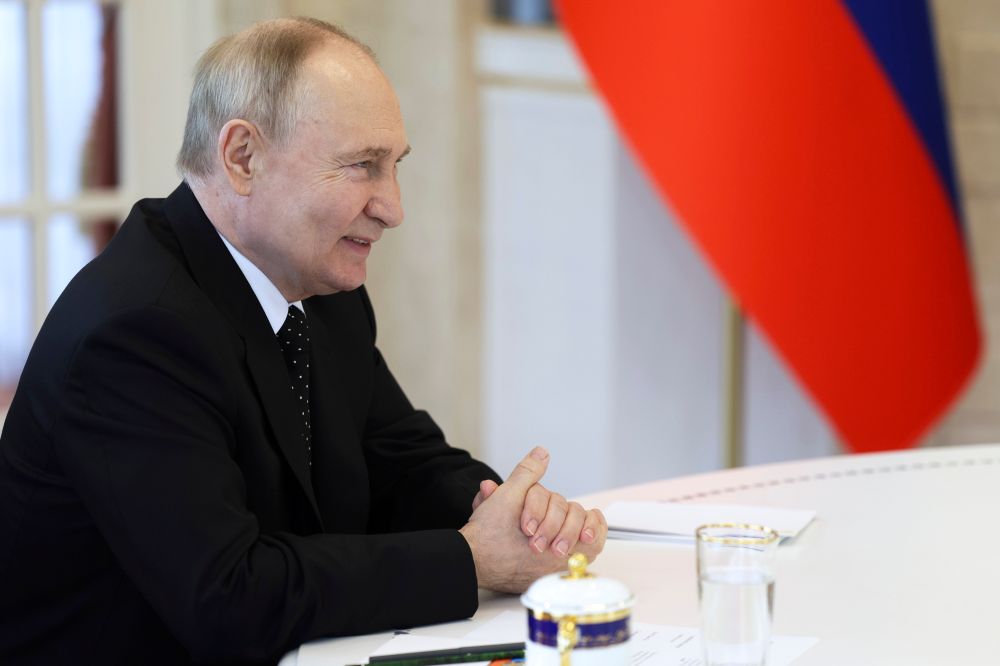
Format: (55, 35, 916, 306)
(277, 306, 310, 372)
(279, 305, 308, 341)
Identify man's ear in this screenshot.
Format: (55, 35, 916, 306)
(217, 119, 260, 196)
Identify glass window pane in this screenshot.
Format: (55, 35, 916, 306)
(0, 1, 30, 204)
(0, 218, 33, 405)
(43, 0, 119, 200)
(47, 214, 116, 306)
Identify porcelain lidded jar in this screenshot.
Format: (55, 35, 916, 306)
(520, 553, 634, 666)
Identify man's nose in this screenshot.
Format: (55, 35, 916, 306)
(366, 178, 403, 229)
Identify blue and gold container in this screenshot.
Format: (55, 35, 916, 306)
(521, 553, 634, 666)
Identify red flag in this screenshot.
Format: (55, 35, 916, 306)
(557, 1, 981, 452)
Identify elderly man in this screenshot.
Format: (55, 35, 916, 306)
(0, 17, 606, 666)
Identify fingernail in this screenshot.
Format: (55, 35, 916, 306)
(582, 529, 595, 543)
(533, 536, 548, 553)
(554, 539, 569, 556)
(525, 519, 538, 536)
(531, 447, 549, 461)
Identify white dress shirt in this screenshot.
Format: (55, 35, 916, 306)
(217, 232, 304, 333)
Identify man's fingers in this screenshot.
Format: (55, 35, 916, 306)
(566, 510, 606, 564)
(550, 501, 587, 557)
(480, 479, 500, 504)
(471, 479, 500, 511)
(520, 484, 549, 536)
(531, 492, 568, 554)
(579, 508, 607, 545)
(502, 447, 549, 495)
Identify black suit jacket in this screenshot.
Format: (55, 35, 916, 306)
(0, 183, 501, 665)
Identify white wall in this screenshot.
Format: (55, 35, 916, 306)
(609, 145, 727, 485)
(481, 84, 617, 496)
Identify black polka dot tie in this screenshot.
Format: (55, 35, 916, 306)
(277, 305, 312, 467)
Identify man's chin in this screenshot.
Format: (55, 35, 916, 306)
(316, 271, 366, 296)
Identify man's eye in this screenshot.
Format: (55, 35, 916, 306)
(352, 161, 372, 169)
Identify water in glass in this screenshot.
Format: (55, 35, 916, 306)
(698, 567, 774, 666)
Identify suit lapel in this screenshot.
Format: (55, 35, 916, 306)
(162, 183, 323, 528)
(301, 304, 371, 531)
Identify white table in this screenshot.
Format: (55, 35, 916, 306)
(293, 443, 1000, 665)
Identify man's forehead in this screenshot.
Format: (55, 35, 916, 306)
(302, 40, 384, 92)
(298, 47, 404, 123)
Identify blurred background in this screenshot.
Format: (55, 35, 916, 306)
(1, 0, 999, 497)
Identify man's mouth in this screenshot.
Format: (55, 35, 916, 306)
(346, 237, 371, 246)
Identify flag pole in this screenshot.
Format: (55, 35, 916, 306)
(723, 296, 745, 468)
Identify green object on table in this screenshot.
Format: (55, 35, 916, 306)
(362, 641, 525, 665)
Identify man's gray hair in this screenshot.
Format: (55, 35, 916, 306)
(176, 17, 375, 179)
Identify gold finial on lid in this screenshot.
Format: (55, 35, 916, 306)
(564, 552, 592, 579)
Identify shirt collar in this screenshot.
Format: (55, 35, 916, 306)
(217, 232, 304, 334)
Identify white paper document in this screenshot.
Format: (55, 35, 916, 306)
(366, 612, 524, 661)
(366, 611, 817, 666)
(459, 610, 524, 644)
(603, 501, 816, 543)
(630, 622, 817, 665)
(367, 634, 469, 658)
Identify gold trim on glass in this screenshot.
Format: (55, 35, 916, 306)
(696, 523, 779, 546)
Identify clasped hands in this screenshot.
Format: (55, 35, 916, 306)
(459, 447, 607, 594)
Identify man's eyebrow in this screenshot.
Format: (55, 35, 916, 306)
(341, 145, 412, 162)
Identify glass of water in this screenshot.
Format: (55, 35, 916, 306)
(696, 523, 780, 666)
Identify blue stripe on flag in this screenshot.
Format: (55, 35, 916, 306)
(840, 0, 960, 221)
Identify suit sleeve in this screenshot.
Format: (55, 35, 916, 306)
(355, 290, 503, 533)
(53, 304, 479, 663)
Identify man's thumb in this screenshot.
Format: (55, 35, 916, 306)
(503, 447, 549, 494)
